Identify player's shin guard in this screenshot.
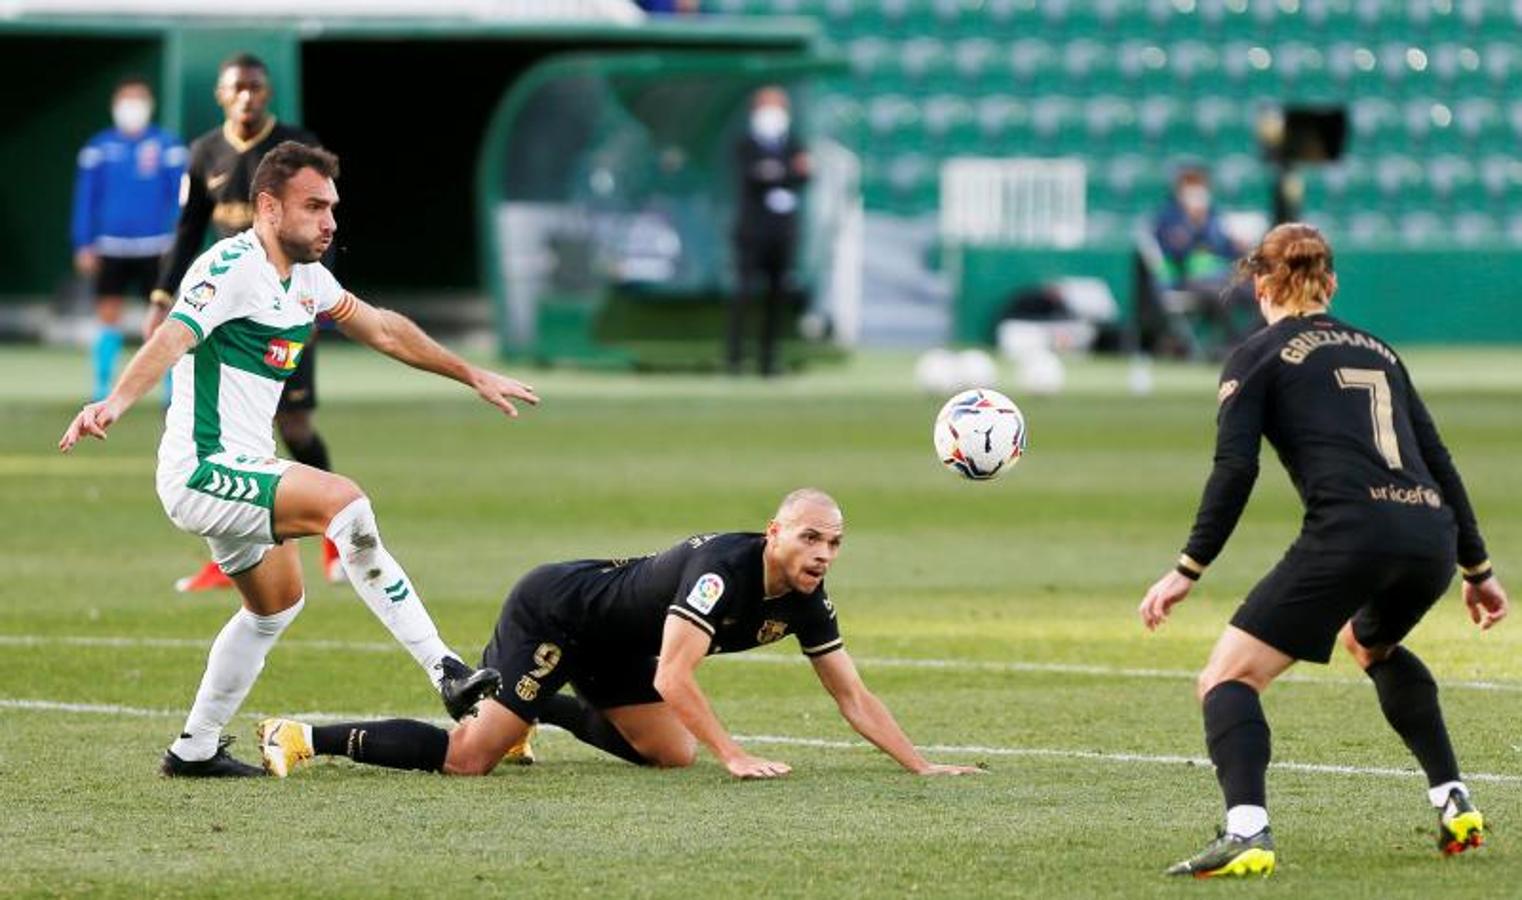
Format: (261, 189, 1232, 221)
(325, 497, 457, 685)
(1365, 646, 1461, 790)
(170, 598, 304, 761)
(311, 719, 448, 772)
(539, 692, 649, 765)
(1203, 681, 1272, 819)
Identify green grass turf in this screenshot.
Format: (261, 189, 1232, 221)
(1, 345, 1519, 897)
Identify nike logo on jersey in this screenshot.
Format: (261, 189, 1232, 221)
(207, 172, 230, 190)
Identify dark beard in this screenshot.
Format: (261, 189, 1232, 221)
(277, 233, 323, 264)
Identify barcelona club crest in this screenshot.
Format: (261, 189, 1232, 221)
(756, 620, 788, 644)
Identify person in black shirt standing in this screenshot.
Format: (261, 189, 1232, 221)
(1138, 224, 1510, 877)
(727, 86, 809, 377)
(257, 489, 982, 780)
(146, 53, 345, 591)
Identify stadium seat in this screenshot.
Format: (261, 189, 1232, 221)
(1008, 38, 1061, 93)
(1453, 210, 1500, 246)
(921, 94, 977, 151)
(952, 37, 999, 84)
(1347, 210, 1398, 245)
(1399, 210, 1446, 244)
(899, 36, 953, 91)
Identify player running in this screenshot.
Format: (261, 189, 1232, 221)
(150, 53, 345, 592)
(60, 141, 539, 777)
(257, 489, 983, 780)
(1138, 223, 1509, 877)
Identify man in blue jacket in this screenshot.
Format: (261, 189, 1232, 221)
(71, 76, 186, 400)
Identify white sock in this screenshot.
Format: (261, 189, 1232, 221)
(326, 497, 458, 686)
(1429, 780, 1467, 809)
(170, 599, 304, 761)
(1225, 805, 1269, 839)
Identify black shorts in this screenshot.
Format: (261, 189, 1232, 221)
(480, 563, 662, 722)
(96, 255, 159, 299)
(1230, 545, 1455, 663)
(278, 337, 317, 411)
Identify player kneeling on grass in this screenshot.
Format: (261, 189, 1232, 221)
(259, 489, 982, 780)
(59, 141, 540, 777)
(1138, 223, 1510, 877)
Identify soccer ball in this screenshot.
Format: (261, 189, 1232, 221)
(933, 388, 1027, 480)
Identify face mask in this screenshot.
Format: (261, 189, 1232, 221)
(751, 106, 790, 142)
(112, 98, 152, 134)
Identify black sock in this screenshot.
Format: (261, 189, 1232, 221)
(286, 432, 330, 472)
(311, 719, 448, 772)
(538, 692, 648, 765)
(1203, 680, 1272, 810)
(1365, 646, 1460, 788)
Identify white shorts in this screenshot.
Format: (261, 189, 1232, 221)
(157, 453, 292, 575)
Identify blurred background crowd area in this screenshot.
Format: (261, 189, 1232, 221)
(4, 0, 1519, 381)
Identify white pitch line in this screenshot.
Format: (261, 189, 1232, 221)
(3, 632, 1521, 694)
(2, 697, 1518, 785)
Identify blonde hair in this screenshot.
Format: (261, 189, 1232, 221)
(1236, 222, 1335, 315)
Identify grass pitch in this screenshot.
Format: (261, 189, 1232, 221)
(1, 345, 1519, 898)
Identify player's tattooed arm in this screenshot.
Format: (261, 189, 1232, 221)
(59, 318, 197, 452)
(653, 616, 791, 780)
(334, 292, 539, 417)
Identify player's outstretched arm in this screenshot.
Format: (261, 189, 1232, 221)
(335, 293, 539, 417)
(810, 650, 981, 775)
(59, 318, 196, 453)
(653, 616, 791, 779)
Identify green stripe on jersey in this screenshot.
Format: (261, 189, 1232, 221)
(185, 460, 279, 510)
(192, 336, 224, 458)
(204, 318, 313, 381)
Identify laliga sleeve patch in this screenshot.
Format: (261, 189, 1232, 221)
(686, 573, 725, 614)
(1217, 379, 1240, 405)
(183, 280, 217, 311)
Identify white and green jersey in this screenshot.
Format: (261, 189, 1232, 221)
(156, 229, 352, 478)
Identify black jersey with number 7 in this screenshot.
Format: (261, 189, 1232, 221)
(1182, 313, 1487, 570)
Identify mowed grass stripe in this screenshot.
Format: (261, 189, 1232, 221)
(5, 697, 1519, 785)
(4, 632, 1520, 693)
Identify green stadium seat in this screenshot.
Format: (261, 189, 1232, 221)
(1480, 153, 1521, 198)
(1375, 154, 1426, 202)
(1399, 210, 1446, 245)
(1350, 96, 1400, 155)
(1008, 38, 1062, 95)
(922, 94, 977, 152)
(1082, 95, 1137, 153)
(899, 36, 953, 91)
(1166, 40, 1222, 95)
(981, 0, 1038, 39)
(1426, 154, 1478, 207)
(1346, 210, 1398, 246)
(952, 37, 999, 83)
(847, 36, 895, 85)
(1062, 38, 1112, 95)
(866, 94, 922, 149)
(1028, 95, 1082, 153)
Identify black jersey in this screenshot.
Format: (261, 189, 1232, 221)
(1182, 313, 1487, 570)
(155, 119, 320, 297)
(543, 532, 843, 660)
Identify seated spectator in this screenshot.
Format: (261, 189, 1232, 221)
(1150, 166, 1260, 355)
